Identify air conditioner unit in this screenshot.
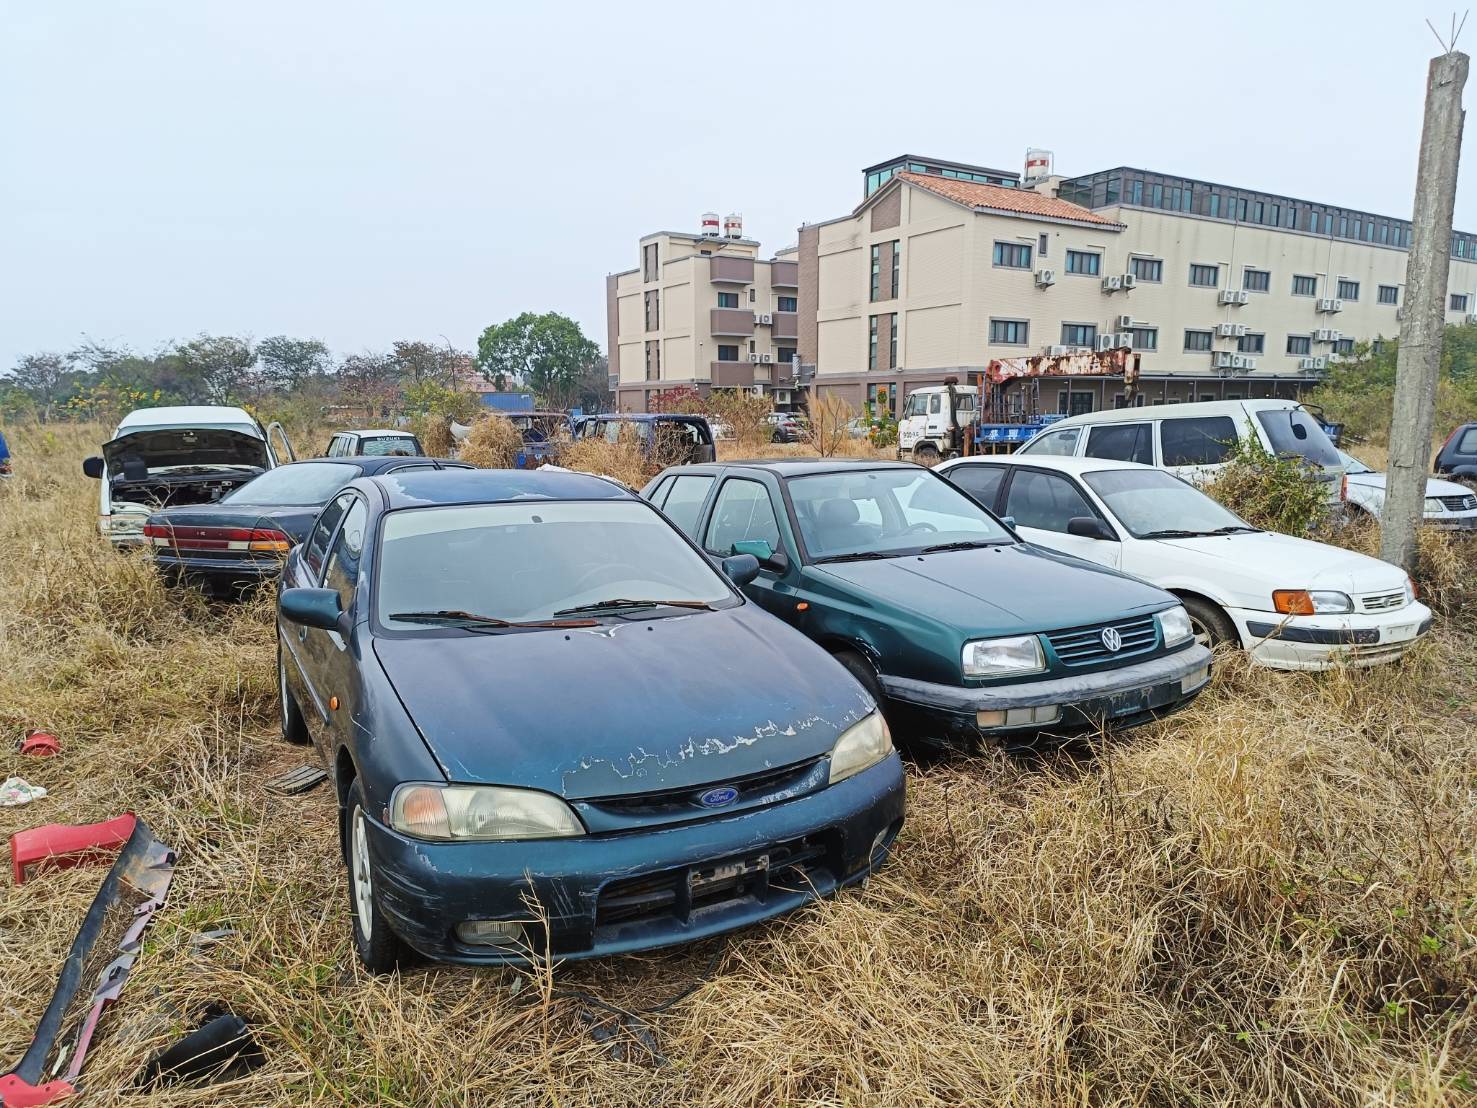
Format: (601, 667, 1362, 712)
(750, 312, 771, 325)
(1298, 357, 1318, 370)
(1316, 297, 1343, 313)
(1312, 328, 1334, 343)
(1048, 344, 1071, 356)
(1214, 322, 1248, 338)
(774, 389, 792, 404)
(1240, 356, 1258, 371)
(1120, 273, 1138, 289)
(1111, 333, 1131, 348)
(1101, 275, 1123, 292)
(760, 353, 773, 363)
(1115, 314, 1135, 330)
(1096, 335, 1116, 352)
(749, 385, 766, 397)
(1035, 269, 1056, 287)
(1212, 351, 1236, 369)
(1311, 356, 1329, 370)
(1219, 289, 1249, 306)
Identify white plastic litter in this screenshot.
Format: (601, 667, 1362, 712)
(0, 776, 48, 807)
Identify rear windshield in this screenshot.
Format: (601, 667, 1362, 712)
(224, 462, 361, 506)
(1255, 408, 1341, 467)
(360, 436, 422, 457)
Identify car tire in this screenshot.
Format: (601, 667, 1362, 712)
(278, 641, 311, 745)
(343, 779, 409, 974)
(833, 649, 887, 712)
(1181, 596, 1237, 650)
(914, 444, 940, 466)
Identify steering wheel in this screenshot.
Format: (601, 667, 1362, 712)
(900, 522, 938, 536)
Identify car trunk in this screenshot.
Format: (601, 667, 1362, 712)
(103, 428, 269, 511)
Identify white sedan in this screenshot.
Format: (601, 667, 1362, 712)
(1339, 450, 1477, 530)
(936, 454, 1432, 671)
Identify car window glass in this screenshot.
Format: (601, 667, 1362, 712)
(360, 436, 419, 457)
(1255, 408, 1341, 467)
(705, 479, 781, 555)
(223, 462, 359, 506)
(322, 498, 368, 613)
(387, 464, 437, 473)
(928, 395, 941, 415)
(1458, 427, 1477, 453)
(1018, 427, 1081, 456)
(1160, 416, 1237, 466)
(1004, 469, 1096, 533)
(647, 476, 674, 507)
(947, 465, 1007, 508)
(662, 475, 715, 537)
(1086, 423, 1153, 465)
(788, 469, 1011, 558)
(1084, 468, 1250, 538)
(303, 493, 352, 580)
(603, 422, 623, 444)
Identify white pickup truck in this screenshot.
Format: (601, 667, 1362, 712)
(896, 384, 979, 464)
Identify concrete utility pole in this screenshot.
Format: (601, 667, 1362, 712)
(1383, 47, 1468, 572)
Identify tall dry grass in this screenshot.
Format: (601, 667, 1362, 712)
(0, 420, 1474, 1106)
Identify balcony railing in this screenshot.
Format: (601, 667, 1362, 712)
(770, 260, 799, 287)
(710, 256, 755, 284)
(710, 361, 755, 388)
(771, 311, 798, 340)
(710, 308, 756, 336)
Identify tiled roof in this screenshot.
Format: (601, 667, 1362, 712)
(897, 172, 1123, 227)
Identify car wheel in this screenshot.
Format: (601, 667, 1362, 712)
(1181, 597, 1237, 650)
(833, 649, 887, 711)
(278, 641, 311, 745)
(914, 444, 940, 466)
(343, 780, 409, 974)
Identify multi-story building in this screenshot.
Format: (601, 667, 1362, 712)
(796, 156, 1477, 418)
(605, 214, 800, 412)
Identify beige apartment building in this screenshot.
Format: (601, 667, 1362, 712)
(605, 215, 800, 412)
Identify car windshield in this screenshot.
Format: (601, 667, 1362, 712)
(1255, 408, 1342, 468)
(360, 436, 420, 456)
(222, 462, 361, 506)
(376, 499, 734, 628)
(1083, 468, 1256, 538)
(1337, 450, 1373, 474)
(788, 468, 1014, 560)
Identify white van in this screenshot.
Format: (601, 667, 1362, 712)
(1014, 399, 1346, 507)
(83, 406, 295, 545)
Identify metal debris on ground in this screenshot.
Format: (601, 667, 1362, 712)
(0, 778, 48, 808)
(135, 1005, 264, 1090)
(264, 766, 328, 795)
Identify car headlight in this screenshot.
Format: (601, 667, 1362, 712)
(1157, 604, 1194, 648)
(1424, 497, 1445, 514)
(828, 711, 893, 785)
(1272, 589, 1353, 615)
(388, 783, 585, 841)
(962, 634, 1045, 677)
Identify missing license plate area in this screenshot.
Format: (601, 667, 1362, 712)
(689, 855, 768, 893)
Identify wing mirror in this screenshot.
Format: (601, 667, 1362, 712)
(280, 587, 352, 635)
(731, 538, 789, 573)
(720, 553, 761, 588)
(1066, 516, 1116, 541)
(82, 456, 105, 480)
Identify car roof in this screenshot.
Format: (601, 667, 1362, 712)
(942, 454, 1155, 477)
(365, 467, 634, 509)
(287, 456, 459, 474)
(1048, 398, 1298, 428)
(679, 457, 922, 478)
(339, 428, 415, 437)
(115, 405, 261, 434)
(590, 413, 705, 422)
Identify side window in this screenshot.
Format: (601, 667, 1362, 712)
(646, 476, 674, 507)
(704, 479, 781, 555)
(947, 465, 1007, 509)
(662, 475, 715, 537)
(1459, 427, 1477, 453)
(322, 498, 368, 614)
(602, 421, 623, 444)
(326, 436, 341, 458)
(386, 464, 436, 474)
(1020, 427, 1082, 456)
(928, 395, 942, 415)
(1085, 423, 1153, 465)
(1004, 470, 1097, 534)
(1160, 416, 1238, 466)
(303, 493, 352, 581)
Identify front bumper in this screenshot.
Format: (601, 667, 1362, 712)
(150, 551, 283, 586)
(879, 644, 1213, 739)
(1425, 511, 1477, 530)
(1236, 601, 1433, 670)
(364, 752, 906, 965)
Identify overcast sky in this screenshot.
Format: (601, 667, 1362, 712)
(3, 0, 1475, 370)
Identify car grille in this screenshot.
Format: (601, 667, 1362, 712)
(1045, 614, 1159, 666)
(1360, 590, 1407, 612)
(594, 836, 829, 930)
(581, 757, 823, 820)
(1437, 494, 1477, 512)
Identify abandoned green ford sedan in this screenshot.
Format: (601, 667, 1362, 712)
(642, 460, 1212, 747)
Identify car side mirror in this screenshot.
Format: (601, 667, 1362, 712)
(720, 553, 761, 588)
(82, 456, 105, 480)
(732, 539, 788, 573)
(1067, 516, 1116, 541)
(281, 587, 349, 634)
(1002, 515, 1015, 529)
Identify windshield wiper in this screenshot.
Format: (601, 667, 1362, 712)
(388, 609, 596, 629)
(1202, 524, 1261, 535)
(1138, 528, 1205, 539)
(552, 598, 715, 616)
(813, 551, 896, 564)
(918, 540, 1004, 554)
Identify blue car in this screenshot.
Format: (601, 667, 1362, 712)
(276, 468, 904, 971)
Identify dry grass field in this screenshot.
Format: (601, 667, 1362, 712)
(1, 421, 1475, 1106)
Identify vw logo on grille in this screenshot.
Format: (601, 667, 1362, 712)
(1100, 627, 1123, 652)
(698, 786, 739, 808)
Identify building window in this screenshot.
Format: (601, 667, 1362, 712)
(1105, 178, 1121, 204)
(1151, 183, 1163, 208)
(1208, 193, 1221, 218)
(1189, 263, 1219, 288)
(870, 243, 881, 301)
(1065, 250, 1101, 275)
(645, 340, 660, 381)
(644, 289, 660, 331)
(1061, 323, 1098, 347)
(869, 316, 878, 369)
(1038, 233, 1049, 257)
(1239, 333, 1266, 354)
(1237, 197, 1249, 221)
(990, 319, 1030, 345)
(1452, 293, 1470, 312)
(1352, 219, 1362, 240)
(749, 288, 756, 302)
(1378, 285, 1399, 305)
(1338, 279, 1360, 301)
(1130, 257, 1163, 282)
(1131, 180, 1143, 205)
(1291, 274, 1318, 297)
(1286, 335, 1312, 356)
(1129, 326, 1158, 351)
(775, 346, 795, 366)
(891, 241, 901, 297)
(889, 313, 898, 368)
(717, 345, 739, 361)
(1339, 215, 1349, 237)
(777, 295, 797, 313)
(717, 291, 739, 309)
(1243, 268, 1271, 293)
(1334, 338, 1356, 355)
(1254, 201, 1265, 223)
(1184, 329, 1213, 352)
(1380, 224, 1390, 244)
(642, 242, 659, 282)
(993, 241, 1033, 269)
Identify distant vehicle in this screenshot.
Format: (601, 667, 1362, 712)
(896, 384, 978, 463)
(325, 430, 424, 458)
(1016, 399, 1347, 509)
(1338, 450, 1477, 530)
(1434, 422, 1477, 479)
(937, 454, 1431, 670)
(643, 458, 1211, 747)
(275, 468, 903, 971)
(577, 414, 716, 464)
(767, 412, 808, 444)
(83, 406, 295, 546)
(143, 456, 469, 592)
(0, 429, 11, 478)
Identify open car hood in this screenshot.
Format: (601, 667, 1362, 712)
(102, 428, 269, 475)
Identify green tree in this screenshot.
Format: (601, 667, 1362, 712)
(172, 334, 256, 403)
(476, 312, 600, 410)
(257, 336, 334, 393)
(391, 340, 464, 389)
(4, 351, 79, 421)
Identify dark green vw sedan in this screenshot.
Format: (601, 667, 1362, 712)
(642, 460, 1212, 748)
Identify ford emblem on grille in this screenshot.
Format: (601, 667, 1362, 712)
(1100, 627, 1123, 652)
(698, 786, 739, 808)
